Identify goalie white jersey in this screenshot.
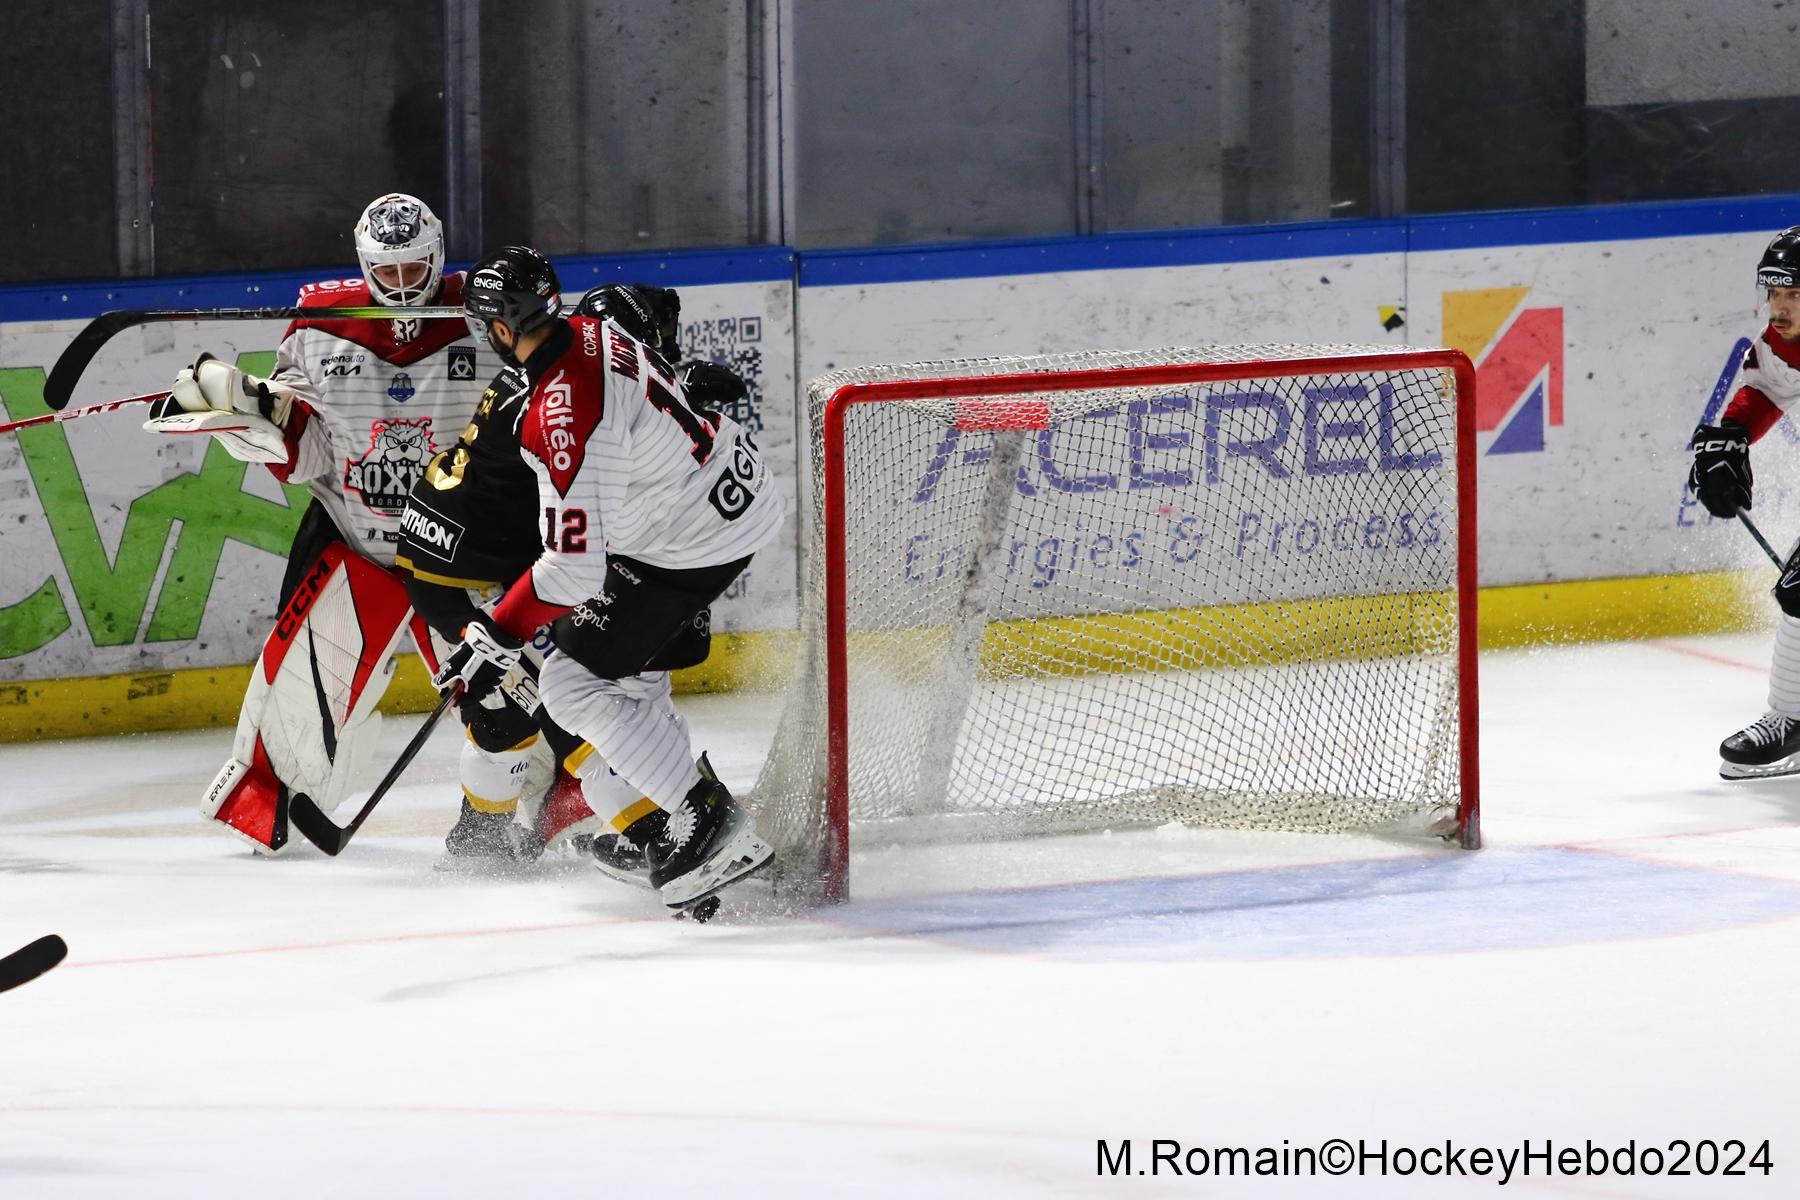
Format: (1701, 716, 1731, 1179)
(493, 315, 784, 632)
(269, 273, 503, 565)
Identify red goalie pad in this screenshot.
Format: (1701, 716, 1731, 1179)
(203, 543, 414, 854)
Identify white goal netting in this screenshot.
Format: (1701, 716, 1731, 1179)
(751, 345, 1477, 900)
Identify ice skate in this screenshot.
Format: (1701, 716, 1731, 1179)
(588, 824, 659, 890)
(1719, 712, 1800, 779)
(644, 756, 773, 911)
(442, 796, 541, 863)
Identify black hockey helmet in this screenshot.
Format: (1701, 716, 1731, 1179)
(1758, 226, 1800, 290)
(464, 245, 562, 340)
(575, 283, 681, 355)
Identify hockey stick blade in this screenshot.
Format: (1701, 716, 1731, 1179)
(288, 692, 457, 855)
(44, 305, 464, 410)
(0, 934, 68, 994)
(0, 391, 169, 437)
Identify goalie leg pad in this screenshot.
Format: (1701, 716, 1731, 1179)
(204, 543, 412, 849)
(201, 738, 291, 855)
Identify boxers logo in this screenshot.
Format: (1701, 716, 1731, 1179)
(1443, 287, 1565, 455)
(531, 368, 599, 497)
(400, 499, 464, 558)
(343, 417, 437, 515)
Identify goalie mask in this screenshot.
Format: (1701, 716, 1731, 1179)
(1758, 226, 1800, 291)
(355, 193, 445, 307)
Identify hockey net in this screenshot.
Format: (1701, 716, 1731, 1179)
(751, 344, 1478, 902)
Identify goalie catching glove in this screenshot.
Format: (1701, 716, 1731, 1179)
(1689, 420, 1753, 518)
(433, 614, 529, 708)
(143, 352, 293, 463)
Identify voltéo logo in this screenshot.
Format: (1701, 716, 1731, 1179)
(1442, 287, 1565, 455)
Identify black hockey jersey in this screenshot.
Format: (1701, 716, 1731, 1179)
(396, 365, 544, 620)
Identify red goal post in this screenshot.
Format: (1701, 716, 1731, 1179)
(755, 345, 1480, 903)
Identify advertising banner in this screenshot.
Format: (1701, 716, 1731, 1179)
(0, 261, 798, 697)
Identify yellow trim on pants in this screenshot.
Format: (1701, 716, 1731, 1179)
(463, 787, 519, 815)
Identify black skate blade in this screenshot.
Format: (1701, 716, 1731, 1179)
(665, 852, 774, 917)
(675, 896, 722, 923)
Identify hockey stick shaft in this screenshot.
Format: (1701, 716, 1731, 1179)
(1737, 510, 1785, 569)
(0, 391, 167, 436)
(0, 935, 67, 994)
(44, 304, 464, 411)
(287, 691, 457, 856)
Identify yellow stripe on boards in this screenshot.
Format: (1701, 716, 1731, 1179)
(0, 572, 1775, 743)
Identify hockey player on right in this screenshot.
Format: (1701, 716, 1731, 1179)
(433, 246, 786, 913)
(1690, 224, 1800, 778)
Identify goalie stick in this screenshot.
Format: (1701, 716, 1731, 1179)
(0, 935, 67, 994)
(0, 391, 168, 437)
(43, 304, 464, 411)
(288, 691, 457, 856)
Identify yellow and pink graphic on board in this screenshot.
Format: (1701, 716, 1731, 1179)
(1443, 287, 1564, 455)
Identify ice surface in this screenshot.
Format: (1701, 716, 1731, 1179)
(2, 633, 1797, 1197)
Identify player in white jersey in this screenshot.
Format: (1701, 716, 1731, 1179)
(1691, 226, 1800, 778)
(434, 246, 784, 913)
(142, 194, 521, 856)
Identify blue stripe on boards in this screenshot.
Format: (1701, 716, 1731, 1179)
(0, 247, 797, 325)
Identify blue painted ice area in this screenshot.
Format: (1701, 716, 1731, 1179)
(833, 848, 1800, 960)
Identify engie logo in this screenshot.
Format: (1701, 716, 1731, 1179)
(1443, 288, 1564, 455)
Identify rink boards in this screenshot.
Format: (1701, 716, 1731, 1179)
(4, 196, 1799, 737)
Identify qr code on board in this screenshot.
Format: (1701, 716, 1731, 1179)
(682, 315, 764, 434)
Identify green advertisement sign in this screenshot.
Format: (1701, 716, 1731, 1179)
(0, 353, 309, 665)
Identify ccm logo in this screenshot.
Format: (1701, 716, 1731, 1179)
(1695, 439, 1745, 452)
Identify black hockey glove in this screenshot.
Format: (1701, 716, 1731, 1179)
(1689, 420, 1753, 518)
(432, 614, 525, 707)
(678, 359, 749, 413)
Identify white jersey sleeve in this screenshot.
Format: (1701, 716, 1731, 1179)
(495, 316, 784, 635)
